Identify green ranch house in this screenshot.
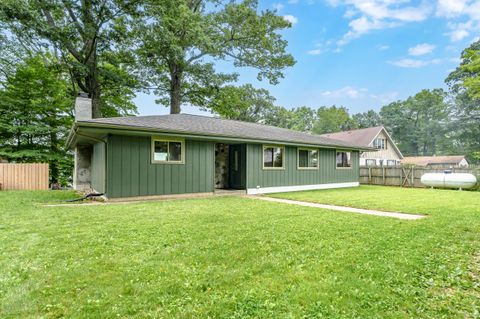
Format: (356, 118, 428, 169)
(67, 95, 374, 199)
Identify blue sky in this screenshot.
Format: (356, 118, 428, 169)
(136, 0, 480, 116)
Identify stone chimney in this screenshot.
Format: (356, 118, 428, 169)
(73, 93, 93, 192)
(75, 92, 92, 121)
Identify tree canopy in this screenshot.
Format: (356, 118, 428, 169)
(311, 106, 357, 134)
(445, 40, 480, 162)
(380, 89, 448, 156)
(0, 55, 73, 184)
(134, 0, 295, 114)
(0, 0, 139, 117)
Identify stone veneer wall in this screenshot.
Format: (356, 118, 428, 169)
(215, 143, 229, 189)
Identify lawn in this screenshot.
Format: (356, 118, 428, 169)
(0, 186, 479, 318)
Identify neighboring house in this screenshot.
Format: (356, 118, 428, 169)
(321, 126, 403, 166)
(401, 156, 469, 168)
(66, 95, 373, 199)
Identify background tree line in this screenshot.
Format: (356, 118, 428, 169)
(220, 84, 479, 163)
(219, 40, 480, 163)
(0, 1, 479, 186)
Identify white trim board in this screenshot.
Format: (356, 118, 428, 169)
(246, 182, 359, 195)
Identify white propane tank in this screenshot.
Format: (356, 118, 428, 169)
(421, 171, 477, 190)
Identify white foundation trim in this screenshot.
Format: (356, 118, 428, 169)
(247, 182, 359, 195)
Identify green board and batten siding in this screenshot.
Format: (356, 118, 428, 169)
(106, 135, 215, 198)
(99, 134, 359, 198)
(246, 144, 359, 189)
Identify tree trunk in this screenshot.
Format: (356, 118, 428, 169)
(90, 85, 102, 118)
(169, 67, 182, 114)
(49, 131, 59, 184)
(85, 38, 102, 118)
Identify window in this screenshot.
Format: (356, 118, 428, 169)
(387, 160, 396, 166)
(374, 138, 387, 149)
(152, 138, 184, 163)
(298, 148, 318, 169)
(366, 159, 376, 166)
(336, 151, 351, 168)
(263, 146, 284, 169)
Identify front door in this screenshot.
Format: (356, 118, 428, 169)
(228, 144, 246, 189)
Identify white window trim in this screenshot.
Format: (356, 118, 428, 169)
(297, 148, 319, 170)
(262, 145, 285, 170)
(335, 150, 352, 170)
(386, 159, 397, 166)
(374, 138, 387, 150)
(151, 137, 185, 164)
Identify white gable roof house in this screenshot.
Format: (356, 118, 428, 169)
(321, 126, 403, 166)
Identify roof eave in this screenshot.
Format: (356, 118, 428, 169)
(73, 121, 374, 151)
(64, 123, 79, 150)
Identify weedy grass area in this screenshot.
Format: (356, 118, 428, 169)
(0, 186, 479, 318)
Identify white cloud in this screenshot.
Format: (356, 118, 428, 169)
(436, 0, 468, 18)
(329, 1, 431, 46)
(273, 3, 284, 12)
(321, 86, 368, 99)
(341, 1, 431, 22)
(283, 15, 298, 25)
(344, 8, 356, 18)
(337, 16, 399, 46)
(408, 43, 436, 56)
(369, 91, 399, 103)
(327, 0, 480, 46)
(444, 21, 473, 41)
(389, 58, 442, 68)
(447, 28, 469, 41)
(307, 49, 323, 55)
(449, 57, 461, 63)
(378, 44, 390, 50)
(316, 86, 399, 106)
(436, 1, 480, 42)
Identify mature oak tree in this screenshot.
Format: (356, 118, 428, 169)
(312, 106, 357, 134)
(210, 84, 276, 122)
(135, 0, 295, 114)
(0, 0, 139, 117)
(353, 110, 383, 128)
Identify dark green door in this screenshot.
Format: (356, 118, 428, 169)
(229, 144, 246, 189)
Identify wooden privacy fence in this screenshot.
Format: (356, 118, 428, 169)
(0, 163, 49, 190)
(360, 166, 480, 188)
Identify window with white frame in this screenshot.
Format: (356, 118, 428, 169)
(374, 138, 387, 149)
(298, 148, 318, 169)
(336, 151, 351, 168)
(366, 159, 376, 166)
(387, 160, 396, 166)
(263, 146, 284, 169)
(152, 138, 184, 163)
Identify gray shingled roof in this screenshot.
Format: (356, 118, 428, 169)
(402, 156, 466, 166)
(77, 114, 371, 149)
(320, 126, 384, 146)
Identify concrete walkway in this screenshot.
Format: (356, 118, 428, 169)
(250, 196, 426, 220)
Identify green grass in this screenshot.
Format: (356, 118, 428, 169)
(267, 185, 480, 215)
(0, 186, 479, 318)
